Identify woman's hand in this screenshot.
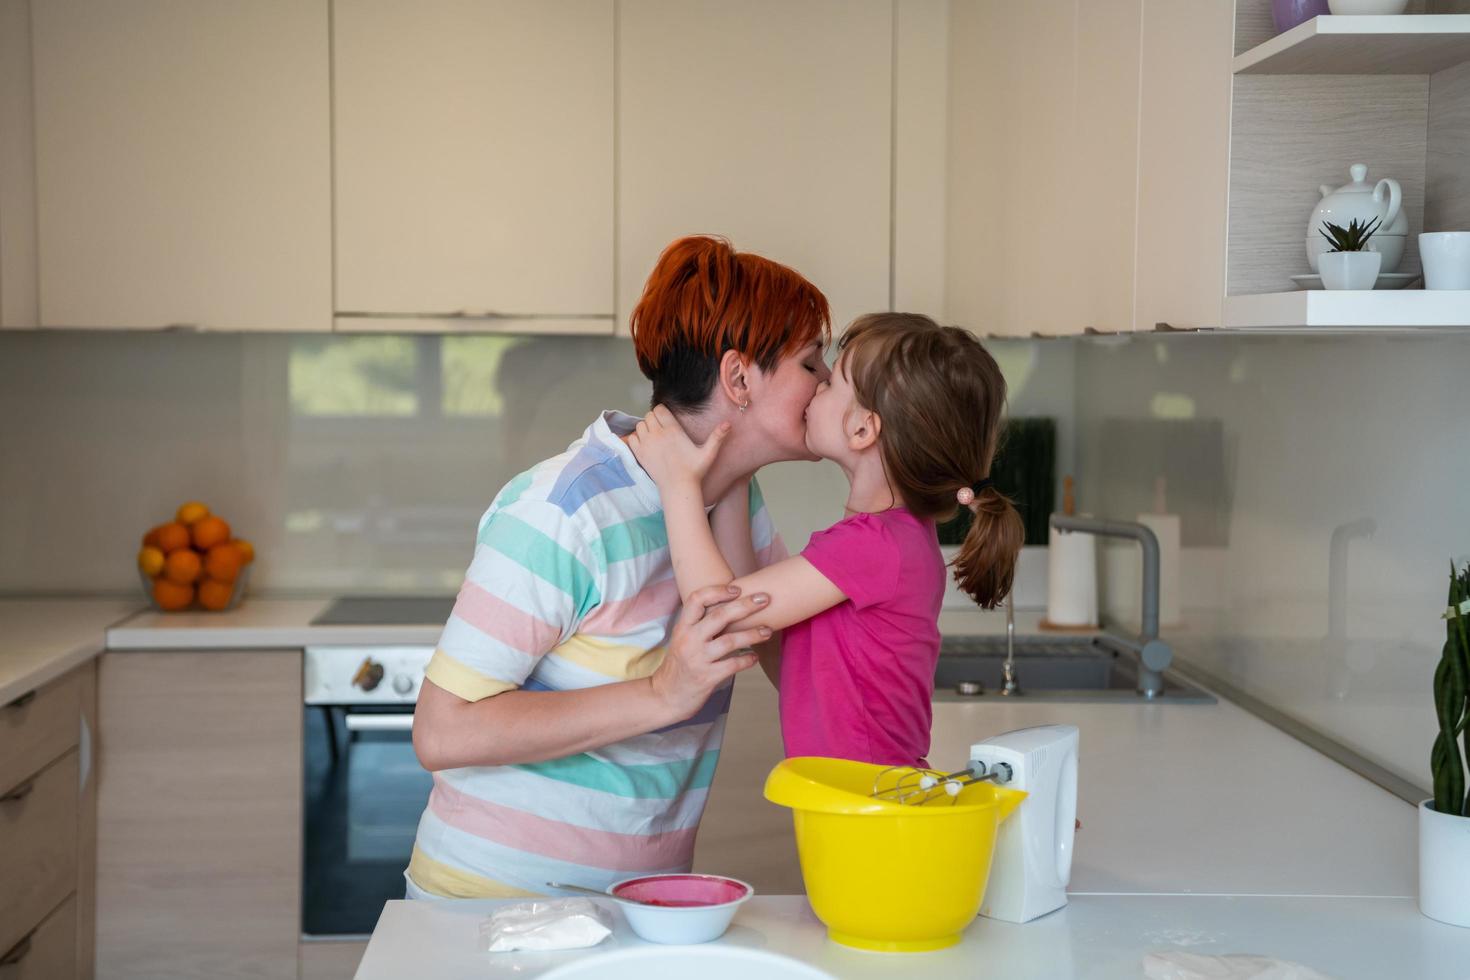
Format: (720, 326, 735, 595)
(628, 406, 730, 492)
(649, 584, 771, 721)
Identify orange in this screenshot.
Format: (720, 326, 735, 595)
(232, 538, 255, 564)
(163, 548, 202, 585)
(156, 522, 191, 553)
(153, 578, 194, 611)
(176, 501, 210, 526)
(191, 516, 231, 551)
(137, 546, 166, 578)
(197, 578, 235, 611)
(142, 524, 166, 548)
(204, 543, 244, 583)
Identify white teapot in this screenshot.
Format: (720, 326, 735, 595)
(1307, 163, 1406, 273)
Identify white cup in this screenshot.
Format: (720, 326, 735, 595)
(1419, 232, 1470, 290)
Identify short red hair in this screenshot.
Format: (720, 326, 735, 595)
(630, 236, 830, 409)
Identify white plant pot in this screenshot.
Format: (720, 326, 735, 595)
(1318, 250, 1380, 290)
(1420, 800, 1470, 928)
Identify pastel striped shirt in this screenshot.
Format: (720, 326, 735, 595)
(408, 410, 786, 898)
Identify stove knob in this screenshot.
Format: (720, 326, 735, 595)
(392, 674, 414, 696)
(353, 658, 385, 692)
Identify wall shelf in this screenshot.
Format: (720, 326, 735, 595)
(1222, 289, 1470, 330)
(1234, 15, 1470, 75)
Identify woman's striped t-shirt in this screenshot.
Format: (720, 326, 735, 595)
(407, 410, 785, 898)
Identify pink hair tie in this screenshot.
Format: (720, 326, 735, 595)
(957, 478, 994, 506)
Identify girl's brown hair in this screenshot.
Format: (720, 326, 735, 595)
(840, 313, 1024, 609)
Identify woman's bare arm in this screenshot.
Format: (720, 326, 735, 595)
(412, 587, 771, 771)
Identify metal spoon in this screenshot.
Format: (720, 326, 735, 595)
(545, 881, 655, 906)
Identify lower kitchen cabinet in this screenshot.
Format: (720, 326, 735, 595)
(95, 651, 302, 980)
(691, 668, 804, 894)
(0, 661, 95, 980)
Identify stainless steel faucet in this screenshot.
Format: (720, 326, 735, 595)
(1000, 590, 1021, 696)
(1050, 514, 1175, 697)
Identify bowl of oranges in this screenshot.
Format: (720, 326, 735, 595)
(137, 501, 256, 612)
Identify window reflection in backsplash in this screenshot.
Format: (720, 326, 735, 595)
(0, 329, 1075, 599)
(277, 334, 657, 592)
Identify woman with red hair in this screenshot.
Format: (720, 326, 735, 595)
(406, 236, 832, 900)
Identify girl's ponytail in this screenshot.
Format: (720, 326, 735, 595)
(952, 486, 1024, 609)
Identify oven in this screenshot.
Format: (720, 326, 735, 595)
(302, 645, 435, 938)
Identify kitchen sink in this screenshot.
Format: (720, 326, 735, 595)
(933, 635, 1215, 704)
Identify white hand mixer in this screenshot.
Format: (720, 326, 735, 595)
(869, 724, 1079, 924)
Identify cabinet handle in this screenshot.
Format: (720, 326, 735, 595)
(0, 932, 32, 966)
(79, 712, 94, 794)
(3, 689, 35, 711)
(0, 780, 35, 804)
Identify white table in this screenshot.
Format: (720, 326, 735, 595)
(355, 895, 1470, 979)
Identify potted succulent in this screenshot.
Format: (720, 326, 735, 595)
(1423, 561, 1470, 927)
(1317, 217, 1382, 290)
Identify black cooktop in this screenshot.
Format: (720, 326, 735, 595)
(310, 595, 456, 627)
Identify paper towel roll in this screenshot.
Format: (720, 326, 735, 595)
(1046, 525, 1098, 628)
(1138, 512, 1181, 627)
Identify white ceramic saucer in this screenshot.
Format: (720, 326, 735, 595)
(1290, 273, 1421, 291)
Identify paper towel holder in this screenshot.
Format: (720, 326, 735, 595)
(1041, 475, 1100, 635)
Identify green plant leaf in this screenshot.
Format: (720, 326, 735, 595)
(1433, 561, 1470, 816)
(1320, 216, 1381, 252)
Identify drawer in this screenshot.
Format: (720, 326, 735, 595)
(0, 751, 79, 955)
(1, 668, 82, 795)
(2, 893, 78, 980)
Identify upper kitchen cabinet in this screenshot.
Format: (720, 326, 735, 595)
(617, 0, 892, 335)
(947, 0, 1233, 337)
(29, 0, 332, 331)
(333, 0, 615, 335)
(0, 0, 39, 328)
(947, 1, 1082, 338)
(1133, 0, 1233, 333)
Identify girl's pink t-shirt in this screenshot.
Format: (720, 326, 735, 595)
(779, 508, 944, 767)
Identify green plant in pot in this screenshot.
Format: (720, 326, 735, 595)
(1421, 560, 1470, 927)
(1317, 217, 1382, 291)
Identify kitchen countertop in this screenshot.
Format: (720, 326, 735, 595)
(104, 597, 1030, 650)
(929, 695, 1416, 898)
(105, 596, 447, 649)
(0, 598, 140, 704)
(355, 894, 1470, 980)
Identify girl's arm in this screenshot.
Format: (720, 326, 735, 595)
(654, 461, 738, 600)
(651, 459, 847, 633)
(711, 480, 758, 578)
(629, 407, 847, 650)
(629, 408, 741, 600)
(710, 480, 784, 687)
(724, 556, 845, 633)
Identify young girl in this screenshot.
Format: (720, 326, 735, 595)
(629, 312, 1024, 767)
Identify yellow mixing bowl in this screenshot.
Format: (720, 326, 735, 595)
(764, 757, 1026, 953)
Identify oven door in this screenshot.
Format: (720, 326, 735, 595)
(302, 704, 432, 938)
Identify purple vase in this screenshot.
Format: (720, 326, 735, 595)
(1272, 0, 1331, 33)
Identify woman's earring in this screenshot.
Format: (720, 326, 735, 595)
(739, 401, 748, 414)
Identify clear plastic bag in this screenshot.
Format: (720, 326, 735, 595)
(478, 898, 614, 953)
